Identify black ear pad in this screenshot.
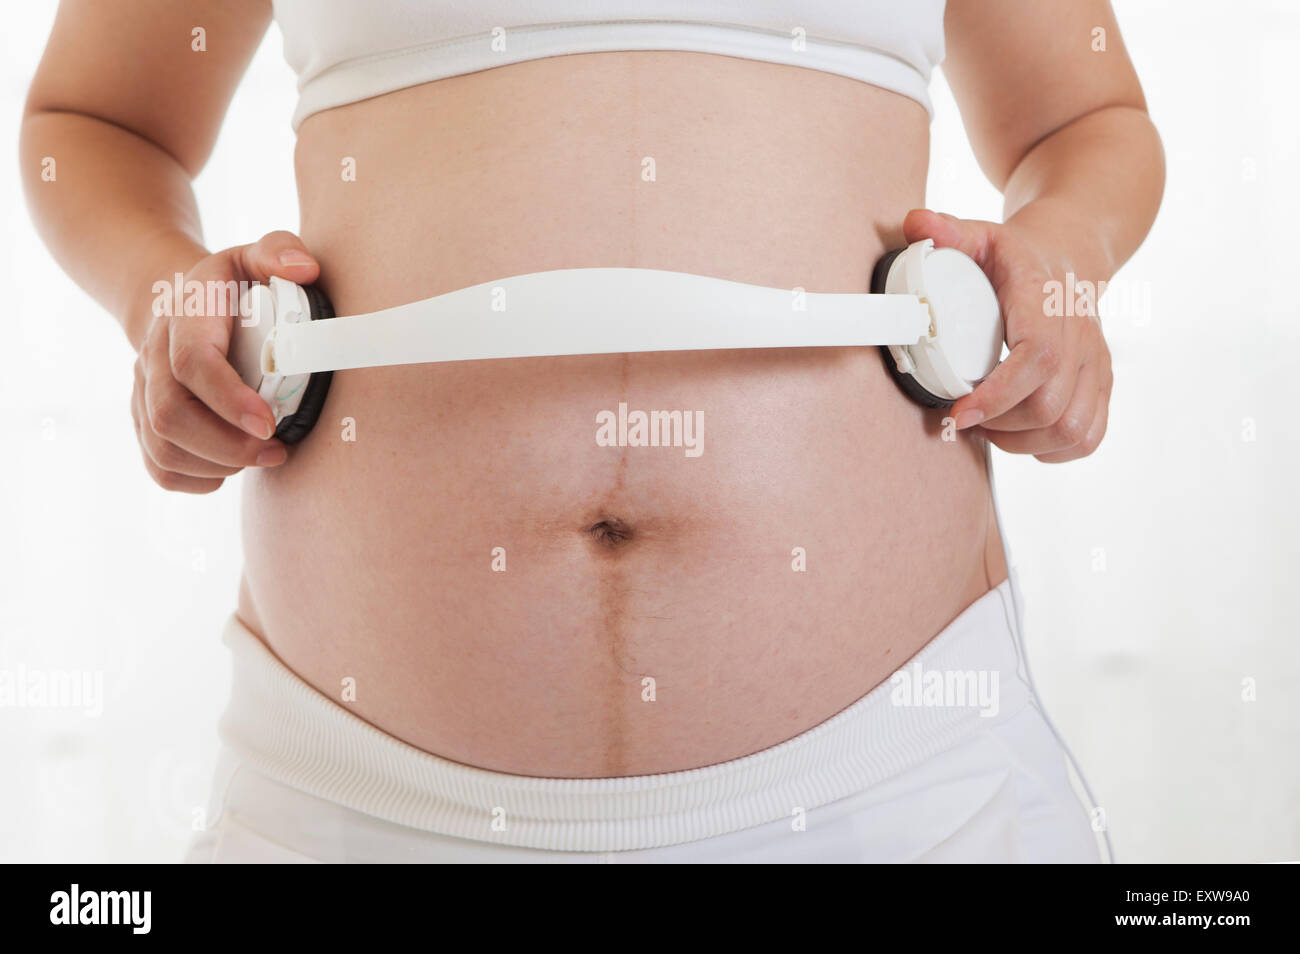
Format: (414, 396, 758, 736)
(869, 246, 905, 296)
(871, 247, 954, 410)
(273, 283, 335, 445)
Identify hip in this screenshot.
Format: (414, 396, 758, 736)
(193, 573, 1101, 863)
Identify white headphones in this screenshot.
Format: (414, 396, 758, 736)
(871, 239, 1005, 408)
(231, 279, 335, 444)
(232, 240, 1005, 442)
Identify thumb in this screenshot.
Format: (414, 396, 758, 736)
(902, 209, 995, 271)
(235, 230, 321, 286)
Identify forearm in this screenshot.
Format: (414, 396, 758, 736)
(19, 109, 210, 352)
(1001, 104, 1164, 287)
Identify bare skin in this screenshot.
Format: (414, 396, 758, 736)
(21, 1, 1163, 777)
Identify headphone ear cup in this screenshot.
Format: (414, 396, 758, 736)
(873, 247, 955, 409)
(272, 283, 335, 444)
(878, 346, 954, 408)
(870, 246, 905, 294)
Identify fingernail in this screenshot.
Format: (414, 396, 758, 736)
(257, 447, 288, 467)
(241, 413, 273, 440)
(955, 409, 984, 430)
(278, 249, 315, 267)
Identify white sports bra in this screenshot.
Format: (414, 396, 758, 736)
(271, 1, 947, 130)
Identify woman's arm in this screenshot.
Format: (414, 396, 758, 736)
(945, 0, 1163, 279)
(20, 0, 320, 491)
(20, 0, 270, 349)
(917, 0, 1165, 461)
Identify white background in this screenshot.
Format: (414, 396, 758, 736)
(1, 1, 1296, 863)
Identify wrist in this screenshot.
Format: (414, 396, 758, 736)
(121, 231, 209, 352)
(1003, 199, 1118, 286)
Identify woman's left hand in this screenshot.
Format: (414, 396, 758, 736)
(902, 208, 1113, 463)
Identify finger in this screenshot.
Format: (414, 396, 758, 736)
(133, 362, 238, 477)
(146, 355, 287, 468)
(1095, 325, 1114, 394)
(168, 312, 278, 440)
(902, 209, 996, 272)
(139, 419, 245, 478)
(234, 230, 320, 286)
(139, 451, 225, 494)
(1037, 378, 1112, 464)
(978, 315, 1087, 432)
(980, 359, 1100, 457)
(134, 396, 225, 494)
(951, 322, 1063, 429)
(166, 401, 286, 469)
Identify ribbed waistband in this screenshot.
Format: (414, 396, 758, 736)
(215, 577, 1031, 852)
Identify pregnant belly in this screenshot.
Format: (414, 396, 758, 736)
(237, 52, 1004, 777)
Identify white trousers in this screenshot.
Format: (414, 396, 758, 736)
(184, 570, 1105, 863)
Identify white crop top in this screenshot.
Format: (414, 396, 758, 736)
(272, 1, 947, 131)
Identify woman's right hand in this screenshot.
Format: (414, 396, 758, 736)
(131, 231, 321, 493)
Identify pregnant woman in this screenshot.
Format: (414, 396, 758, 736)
(21, 1, 1163, 862)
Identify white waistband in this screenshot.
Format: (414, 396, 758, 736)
(213, 578, 1032, 852)
(266, 268, 932, 375)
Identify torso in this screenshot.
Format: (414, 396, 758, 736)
(237, 51, 1005, 778)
